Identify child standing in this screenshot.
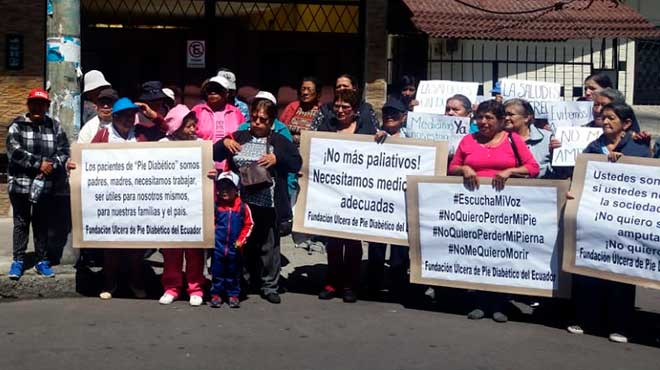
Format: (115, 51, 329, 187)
(211, 171, 253, 308)
(158, 105, 207, 306)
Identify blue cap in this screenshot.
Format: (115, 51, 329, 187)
(490, 81, 502, 95)
(112, 97, 139, 114)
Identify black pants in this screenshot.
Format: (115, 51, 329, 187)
(243, 206, 280, 295)
(326, 238, 362, 291)
(10, 192, 53, 262)
(47, 194, 71, 264)
(367, 243, 410, 294)
(572, 275, 635, 336)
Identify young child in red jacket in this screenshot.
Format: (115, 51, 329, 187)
(211, 172, 253, 308)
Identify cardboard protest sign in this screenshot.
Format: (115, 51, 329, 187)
(293, 131, 448, 246)
(551, 127, 602, 167)
(547, 101, 594, 129)
(407, 176, 570, 297)
(500, 79, 561, 119)
(564, 154, 660, 290)
(415, 80, 479, 114)
(406, 112, 471, 154)
(70, 141, 215, 249)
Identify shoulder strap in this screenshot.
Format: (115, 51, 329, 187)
(508, 132, 522, 167)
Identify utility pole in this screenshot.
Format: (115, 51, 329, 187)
(46, 0, 81, 140)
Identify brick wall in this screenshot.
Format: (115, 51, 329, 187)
(0, 0, 45, 217)
(0, 0, 46, 153)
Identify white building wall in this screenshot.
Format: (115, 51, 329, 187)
(427, 38, 635, 103)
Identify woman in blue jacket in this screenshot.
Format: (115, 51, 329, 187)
(568, 103, 651, 343)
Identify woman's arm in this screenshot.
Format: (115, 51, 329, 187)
(272, 135, 303, 174)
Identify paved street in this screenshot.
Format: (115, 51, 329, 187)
(0, 294, 657, 370)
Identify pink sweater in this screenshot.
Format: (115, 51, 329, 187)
(192, 103, 245, 143)
(449, 132, 540, 178)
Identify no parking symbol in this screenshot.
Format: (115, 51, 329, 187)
(187, 40, 205, 69)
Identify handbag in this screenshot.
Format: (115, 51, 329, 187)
(238, 136, 274, 192)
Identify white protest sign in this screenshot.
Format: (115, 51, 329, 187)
(551, 127, 601, 167)
(407, 177, 570, 297)
(406, 112, 470, 154)
(547, 101, 594, 129)
(70, 141, 215, 248)
(566, 156, 660, 289)
(415, 80, 479, 114)
(186, 40, 205, 69)
(500, 79, 561, 119)
(294, 131, 447, 245)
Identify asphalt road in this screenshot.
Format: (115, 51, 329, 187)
(0, 294, 657, 370)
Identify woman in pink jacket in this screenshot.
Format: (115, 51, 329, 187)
(193, 76, 245, 168)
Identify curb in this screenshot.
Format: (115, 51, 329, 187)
(0, 265, 78, 301)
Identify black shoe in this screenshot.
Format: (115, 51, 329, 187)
(264, 292, 281, 304)
(342, 289, 357, 303)
(318, 287, 336, 300)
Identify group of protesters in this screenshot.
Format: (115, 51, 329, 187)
(6, 67, 659, 343)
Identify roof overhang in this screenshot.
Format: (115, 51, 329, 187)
(401, 0, 660, 41)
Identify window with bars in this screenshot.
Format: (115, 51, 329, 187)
(82, 0, 359, 33)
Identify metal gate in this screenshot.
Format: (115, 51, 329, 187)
(80, 0, 364, 94)
(634, 39, 660, 105)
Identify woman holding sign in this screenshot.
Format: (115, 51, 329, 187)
(504, 99, 554, 178)
(214, 96, 302, 304)
(317, 89, 378, 303)
(568, 103, 650, 343)
(449, 100, 540, 322)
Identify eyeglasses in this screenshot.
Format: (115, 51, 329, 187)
(252, 115, 270, 123)
(504, 112, 522, 117)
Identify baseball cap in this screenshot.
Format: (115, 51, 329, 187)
(216, 70, 237, 90)
(164, 104, 192, 135)
(97, 88, 119, 102)
(254, 91, 277, 105)
(207, 76, 231, 91)
(162, 88, 176, 103)
(27, 88, 50, 102)
(112, 97, 139, 114)
(382, 98, 407, 113)
(83, 70, 111, 93)
(217, 171, 239, 188)
(490, 81, 502, 95)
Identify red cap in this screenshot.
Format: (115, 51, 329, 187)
(27, 88, 50, 102)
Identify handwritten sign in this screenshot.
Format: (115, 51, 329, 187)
(548, 101, 594, 129)
(415, 80, 479, 114)
(501, 79, 561, 119)
(551, 127, 601, 167)
(406, 112, 470, 154)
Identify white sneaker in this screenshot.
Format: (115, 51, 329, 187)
(189, 295, 203, 306)
(159, 293, 176, 305)
(609, 333, 628, 343)
(567, 325, 584, 335)
(99, 291, 113, 300)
